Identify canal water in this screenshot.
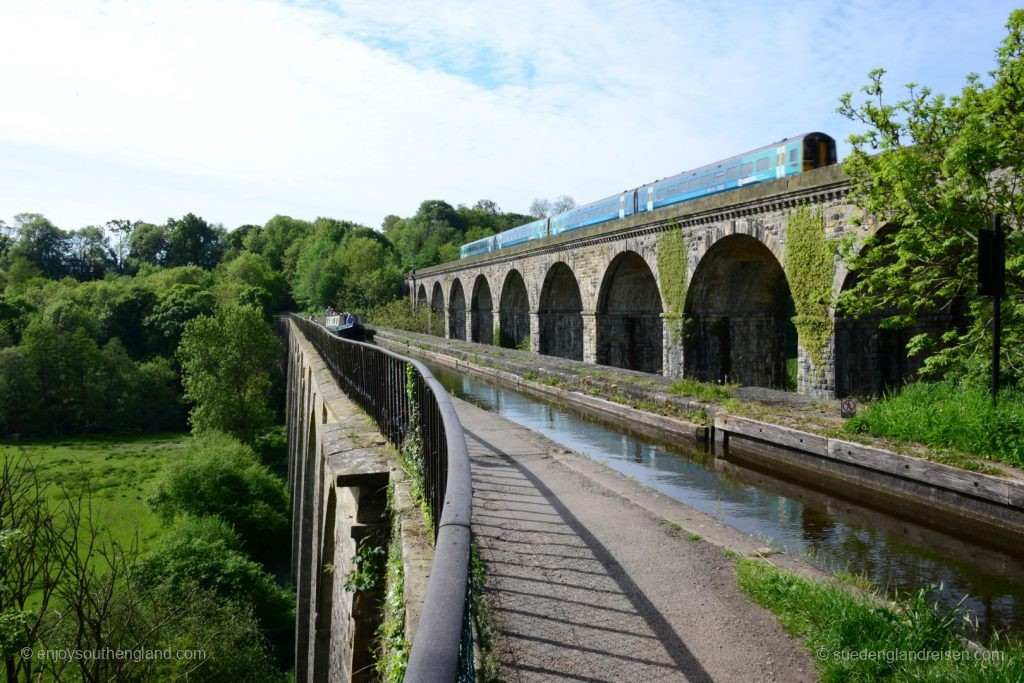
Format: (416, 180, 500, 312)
(426, 361, 1024, 638)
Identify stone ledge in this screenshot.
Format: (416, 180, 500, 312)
(714, 414, 1024, 537)
(714, 414, 1024, 507)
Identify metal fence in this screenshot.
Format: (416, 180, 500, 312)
(290, 315, 474, 682)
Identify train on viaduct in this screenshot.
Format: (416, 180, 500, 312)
(404, 164, 945, 399)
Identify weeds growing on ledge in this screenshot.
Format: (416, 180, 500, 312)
(668, 378, 734, 402)
(847, 381, 1024, 468)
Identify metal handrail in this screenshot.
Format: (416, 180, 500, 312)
(289, 315, 473, 682)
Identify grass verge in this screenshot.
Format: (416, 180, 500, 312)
(0, 433, 189, 550)
(735, 557, 1023, 681)
(847, 382, 1024, 469)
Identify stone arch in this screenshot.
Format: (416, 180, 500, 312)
(684, 234, 796, 388)
(430, 282, 445, 337)
(416, 284, 427, 306)
(832, 224, 953, 397)
(470, 274, 493, 344)
(448, 279, 466, 340)
(498, 269, 530, 349)
(430, 282, 444, 315)
(596, 250, 664, 373)
(538, 262, 583, 361)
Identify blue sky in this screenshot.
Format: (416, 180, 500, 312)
(1, 0, 1020, 233)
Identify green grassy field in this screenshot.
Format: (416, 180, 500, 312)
(0, 433, 191, 550)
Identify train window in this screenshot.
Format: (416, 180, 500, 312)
(756, 157, 770, 172)
(742, 162, 753, 175)
(726, 166, 740, 180)
(714, 171, 725, 183)
(789, 149, 798, 163)
(701, 174, 712, 188)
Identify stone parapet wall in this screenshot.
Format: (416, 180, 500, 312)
(284, 320, 430, 682)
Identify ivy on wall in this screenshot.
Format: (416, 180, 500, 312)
(784, 206, 835, 375)
(657, 223, 689, 341)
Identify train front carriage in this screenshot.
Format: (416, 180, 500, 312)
(801, 132, 837, 171)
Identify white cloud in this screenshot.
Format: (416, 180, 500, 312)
(0, 0, 1019, 231)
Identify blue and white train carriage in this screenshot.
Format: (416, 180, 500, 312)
(459, 132, 837, 259)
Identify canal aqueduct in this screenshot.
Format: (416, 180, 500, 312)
(406, 164, 946, 398)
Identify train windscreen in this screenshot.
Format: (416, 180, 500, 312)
(803, 134, 837, 170)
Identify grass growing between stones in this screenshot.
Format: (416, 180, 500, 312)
(0, 433, 189, 550)
(847, 382, 1024, 469)
(735, 557, 1024, 681)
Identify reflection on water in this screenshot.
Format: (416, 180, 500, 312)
(430, 362, 1024, 637)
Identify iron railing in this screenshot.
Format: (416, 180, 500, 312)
(289, 315, 473, 682)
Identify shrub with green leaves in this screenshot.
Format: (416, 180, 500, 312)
(134, 516, 294, 667)
(147, 431, 290, 565)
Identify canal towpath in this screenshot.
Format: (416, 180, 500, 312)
(454, 394, 817, 682)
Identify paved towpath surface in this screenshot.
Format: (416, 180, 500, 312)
(454, 395, 816, 682)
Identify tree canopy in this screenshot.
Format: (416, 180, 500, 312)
(177, 304, 279, 444)
(838, 9, 1024, 386)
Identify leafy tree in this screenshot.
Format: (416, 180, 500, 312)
(1, 320, 183, 435)
(105, 218, 137, 272)
(338, 235, 403, 309)
(386, 200, 466, 269)
(65, 226, 115, 280)
(214, 251, 288, 314)
(177, 305, 279, 443)
(127, 222, 169, 268)
(0, 348, 42, 434)
(243, 215, 313, 274)
(472, 198, 501, 214)
(292, 222, 403, 312)
(837, 10, 1024, 385)
(144, 284, 216, 359)
(93, 281, 157, 357)
(222, 223, 260, 261)
(9, 213, 68, 279)
(147, 432, 290, 568)
(0, 295, 34, 348)
(135, 263, 212, 291)
(165, 213, 224, 269)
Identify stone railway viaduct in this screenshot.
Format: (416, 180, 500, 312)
(406, 164, 934, 398)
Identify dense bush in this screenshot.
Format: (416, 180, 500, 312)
(134, 516, 294, 666)
(147, 431, 290, 566)
(365, 298, 444, 335)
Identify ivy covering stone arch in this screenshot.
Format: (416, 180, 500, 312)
(656, 223, 688, 342)
(784, 206, 835, 375)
